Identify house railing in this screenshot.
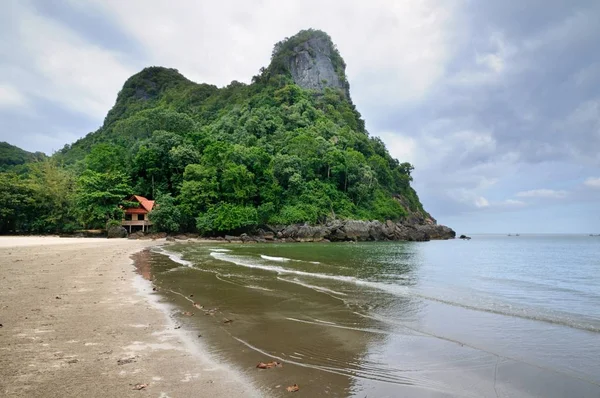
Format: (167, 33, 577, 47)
(121, 220, 153, 226)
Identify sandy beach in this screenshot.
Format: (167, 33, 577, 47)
(0, 237, 262, 397)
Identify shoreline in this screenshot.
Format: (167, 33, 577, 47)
(0, 237, 263, 397)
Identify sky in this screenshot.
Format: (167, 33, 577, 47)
(1, 0, 600, 233)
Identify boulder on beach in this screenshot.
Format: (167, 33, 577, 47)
(107, 226, 127, 239)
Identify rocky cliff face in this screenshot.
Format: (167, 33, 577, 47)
(270, 30, 350, 98)
(256, 220, 455, 243)
(288, 36, 348, 95)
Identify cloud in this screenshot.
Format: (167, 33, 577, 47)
(451, 32, 516, 87)
(501, 199, 526, 207)
(474, 196, 490, 208)
(515, 189, 568, 199)
(1, 1, 136, 119)
(0, 83, 27, 108)
(584, 177, 600, 189)
(91, 0, 461, 108)
(376, 132, 417, 165)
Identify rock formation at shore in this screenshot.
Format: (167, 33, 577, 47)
(213, 219, 454, 243)
(266, 219, 455, 242)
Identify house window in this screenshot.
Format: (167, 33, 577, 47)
(139, 214, 145, 221)
(125, 214, 132, 221)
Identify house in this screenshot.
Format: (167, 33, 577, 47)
(122, 195, 155, 233)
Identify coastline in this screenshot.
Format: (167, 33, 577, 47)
(0, 237, 263, 397)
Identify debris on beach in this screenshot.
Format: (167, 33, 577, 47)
(286, 384, 300, 392)
(193, 303, 203, 310)
(55, 296, 61, 299)
(189, 294, 194, 297)
(204, 308, 218, 316)
(256, 361, 283, 369)
(152, 287, 157, 291)
(0, 323, 3, 328)
(117, 357, 137, 365)
(133, 383, 148, 390)
(223, 318, 233, 324)
(181, 311, 194, 316)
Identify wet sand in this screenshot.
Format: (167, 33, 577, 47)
(0, 237, 262, 397)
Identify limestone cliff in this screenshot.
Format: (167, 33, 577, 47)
(52, 28, 454, 239)
(269, 29, 351, 98)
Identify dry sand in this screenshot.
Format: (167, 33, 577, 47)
(0, 237, 263, 397)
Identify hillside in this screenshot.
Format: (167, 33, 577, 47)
(0, 142, 46, 171)
(2, 29, 453, 239)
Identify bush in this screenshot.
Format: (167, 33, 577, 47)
(196, 203, 258, 234)
(106, 219, 122, 229)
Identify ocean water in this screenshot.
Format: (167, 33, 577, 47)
(143, 235, 600, 397)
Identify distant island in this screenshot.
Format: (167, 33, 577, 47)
(0, 29, 454, 241)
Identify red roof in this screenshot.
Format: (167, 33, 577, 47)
(125, 208, 148, 214)
(124, 195, 155, 214)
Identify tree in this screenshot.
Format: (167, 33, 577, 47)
(74, 170, 132, 228)
(84, 143, 127, 174)
(27, 160, 77, 233)
(179, 164, 220, 215)
(132, 130, 184, 197)
(149, 193, 181, 233)
(196, 203, 258, 234)
(0, 172, 37, 233)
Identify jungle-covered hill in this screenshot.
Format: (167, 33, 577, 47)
(1, 29, 448, 237)
(0, 142, 46, 172)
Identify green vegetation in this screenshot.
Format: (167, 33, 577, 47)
(0, 29, 429, 235)
(0, 142, 46, 172)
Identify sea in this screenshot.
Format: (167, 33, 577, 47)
(137, 234, 600, 397)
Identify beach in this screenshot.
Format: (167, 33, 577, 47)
(0, 237, 261, 397)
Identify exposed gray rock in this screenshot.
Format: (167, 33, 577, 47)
(368, 221, 387, 241)
(267, 219, 455, 242)
(240, 233, 258, 243)
(127, 231, 145, 240)
(107, 226, 127, 239)
(394, 224, 428, 242)
(288, 37, 347, 96)
(417, 224, 456, 240)
(342, 220, 371, 241)
(224, 235, 241, 242)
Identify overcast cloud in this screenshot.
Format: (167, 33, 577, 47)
(1, 0, 599, 233)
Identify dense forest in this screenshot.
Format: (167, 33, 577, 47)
(0, 29, 431, 235)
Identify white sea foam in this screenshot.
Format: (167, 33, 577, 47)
(153, 248, 193, 267)
(210, 248, 232, 252)
(211, 252, 370, 285)
(260, 255, 291, 262)
(313, 318, 338, 325)
(245, 285, 274, 292)
(277, 277, 347, 296)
